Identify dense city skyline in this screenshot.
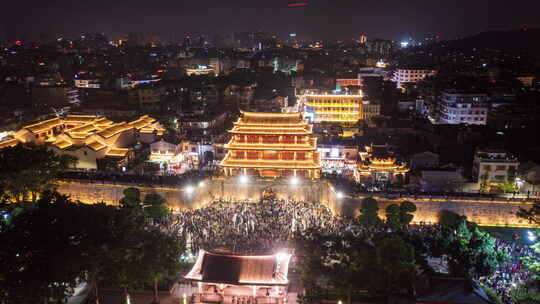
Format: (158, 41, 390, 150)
(3, 0, 540, 41)
(1, 1, 540, 303)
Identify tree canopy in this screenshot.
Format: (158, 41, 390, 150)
(295, 229, 416, 303)
(0, 145, 76, 202)
(357, 197, 382, 227)
(143, 193, 170, 218)
(385, 201, 417, 229)
(431, 219, 507, 278)
(517, 202, 540, 226)
(119, 187, 142, 208)
(0, 190, 184, 304)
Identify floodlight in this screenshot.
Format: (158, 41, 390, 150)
(289, 176, 300, 185)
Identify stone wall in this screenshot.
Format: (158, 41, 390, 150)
(55, 179, 537, 227)
(55, 178, 338, 212)
(348, 195, 537, 228)
(55, 180, 185, 208)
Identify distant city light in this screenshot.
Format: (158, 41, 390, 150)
(198, 181, 205, 188)
(239, 175, 249, 184)
(289, 176, 300, 185)
(185, 185, 194, 194)
(289, 33, 297, 37)
(288, 2, 308, 7)
(400, 41, 409, 48)
(336, 192, 344, 199)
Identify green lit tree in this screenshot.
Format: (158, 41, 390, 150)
(385, 201, 417, 229)
(385, 204, 401, 229)
(143, 193, 170, 218)
(522, 233, 540, 282)
(399, 201, 416, 225)
(119, 187, 142, 209)
(510, 229, 540, 304)
(438, 220, 507, 278)
(357, 197, 382, 227)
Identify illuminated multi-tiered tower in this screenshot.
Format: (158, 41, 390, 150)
(220, 111, 321, 178)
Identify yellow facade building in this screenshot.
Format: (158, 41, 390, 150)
(298, 90, 379, 126)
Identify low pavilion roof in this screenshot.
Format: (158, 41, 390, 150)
(184, 250, 291, 286)
(237, 111, 306, 126)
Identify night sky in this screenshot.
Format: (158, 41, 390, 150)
(3, 0, 540, 41)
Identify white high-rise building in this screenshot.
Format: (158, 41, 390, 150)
(392, 68, 436, 88)
(438, 91, 488, 125)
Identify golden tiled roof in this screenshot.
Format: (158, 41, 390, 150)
(1, 115, 165, 155)
(229, 126, 311, 134)
(0, 138, 20, 149)
(220, 156, 321, 169)
(225, 138, 317, 151)
(238, 111, 305, 125)
(97, 122, 133, 138)
(140, 128, 157, 133)
(24, 117, 63, 133)
(86, 141, 107, 151)
(63, 115, 99, 123)
(93, 117, 114, 127)
(106, 148, 130, 157)
(67, 123, 98, 134)
(128, 115, 157, 129)
(185, 250, 291, 286)
(53, 139, 73, 150)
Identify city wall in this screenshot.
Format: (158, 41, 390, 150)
(55, 178, 337, 211)
(350, 196, 537, 228)
(55, 179, 538, 227)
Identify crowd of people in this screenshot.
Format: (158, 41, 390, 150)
(481, 239, 537, 304)
(168, 197, 537, 304)
(171, 198, 343, 254)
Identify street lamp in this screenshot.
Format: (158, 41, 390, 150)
(239, 175, 249, 184)
(336, 192, 344, 199)
(289, 176, 300, 185)
(527, 230, 537, 242)
(516, 177, 524, 190)
(185, 185, 194, 194)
